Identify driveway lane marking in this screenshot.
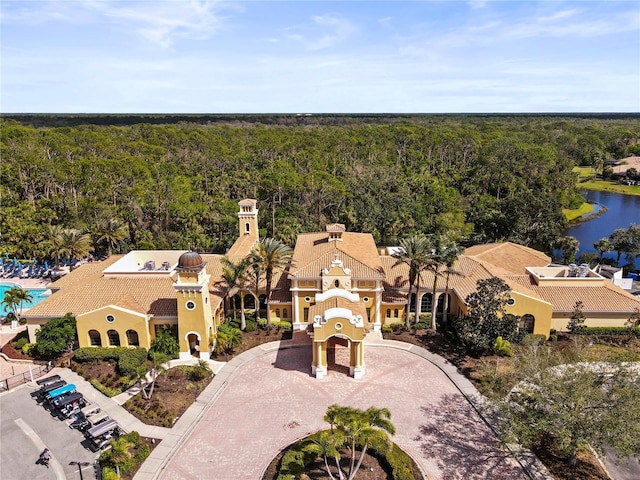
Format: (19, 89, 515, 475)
(14, 418, 65, 480)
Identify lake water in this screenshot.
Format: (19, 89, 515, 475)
(565, 190, 640, 268)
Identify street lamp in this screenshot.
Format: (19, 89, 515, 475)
(69, 461, 91, 480)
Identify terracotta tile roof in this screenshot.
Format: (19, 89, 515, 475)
(49, 256, 121, 289)
(269, 270, 292, 303)
(463, 242, 550, 275)
(26, 276, 179, 318)
(290, 232, 384, 279)
(505, 275, 640, 313)
(226, 234, 258, 258)
(381, 288, 407, 304)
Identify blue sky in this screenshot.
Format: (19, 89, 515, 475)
(1, 1, 639, 113)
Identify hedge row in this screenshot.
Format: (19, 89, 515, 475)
(74, 347, 148, 376)
(575, 327, 640, 336)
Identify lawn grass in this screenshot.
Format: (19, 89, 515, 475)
(573, 166, 640, 196)
(563, 202, 594, 222)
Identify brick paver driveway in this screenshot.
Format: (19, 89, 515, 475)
(160, 344, 528, 480)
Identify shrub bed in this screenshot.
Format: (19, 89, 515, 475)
(74, 347, 148, 376)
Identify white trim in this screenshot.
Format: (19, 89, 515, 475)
(316, 288, 359, 303)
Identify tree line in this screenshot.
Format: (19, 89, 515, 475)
(1, 116, 638, 260)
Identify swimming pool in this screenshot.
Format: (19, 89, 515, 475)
(0, 283, 50, 315)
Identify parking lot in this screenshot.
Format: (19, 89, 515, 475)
(0, 379, 99, 480)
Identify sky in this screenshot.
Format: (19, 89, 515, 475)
(1, 0, 639, 113)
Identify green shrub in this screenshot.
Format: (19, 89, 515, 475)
(521, 334, 546, 346)
(549, 334, 558, 342)
(390, 322, 405, 332)
(22, 343, 36, 355)
(74, 347, 119, 363)
(381, 324, 393, 333)
(577, 326, 640, 336)
(117, 348, 148, 376)
(90, 379, 121, 397)
(101, 467, 119, 480)
(244, 319, 257, 332)
(375, 443, 416, 480)
(418, 312, 432, 323)
(272, 320, 292, 331)
(257, 318, 267, 328)
(412, 321, 430, 330)
(14, 337, 28, 349)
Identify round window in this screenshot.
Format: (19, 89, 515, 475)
(335, 322, 343, 330)
(186, 301, 196, 311)
(363, 297, 370, 303)
(106, 314, 115, 323)
(507, 298, 516, 306)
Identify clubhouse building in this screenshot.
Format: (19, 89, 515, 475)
(25, 200, 640, 378)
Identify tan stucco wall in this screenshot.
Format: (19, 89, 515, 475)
(551, 312, 634, 332)
(76, 307, 151, 348)
(382, 306, 405, 325)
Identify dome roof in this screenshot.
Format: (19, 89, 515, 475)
(177, 251, 204, 270)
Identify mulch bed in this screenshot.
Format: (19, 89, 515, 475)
(123, 367, 213, 427)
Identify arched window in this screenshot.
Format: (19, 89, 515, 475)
(420, 294, 431, 312)
(107, 329, 120, 347)
(386, 309, 391, 318)
(126, 329, 139, 347)
(519, 314, 535, 333)
(245, 222, 250, 233)
(394, 309, 399, 318)
(334, 279, 340, 288)
(89, 330, 101, 347)
(282, 309, 288, 319)
(275, 308, 281, 318)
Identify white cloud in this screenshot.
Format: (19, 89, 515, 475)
(1, 0, 235, 47)
(285, 14, 356, 51)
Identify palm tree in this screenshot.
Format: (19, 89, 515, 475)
(327, 405, 396, 480)
(108, 436, 133, 477)
(441, 243, 462, 326)
(96, 218, 129, 256)
(12, 287, 33, 317)
(425, 235, 461, 331)
(248, 238, 293, 328)
(59, 228, 93, 268)
(220, 257, 251, 330)
(392, 234, 430, 329)
(1, 288, 20, 319)
(309, 430, 344, 480)
(593, 238, 612, 263)
(40, 224, 64, 268)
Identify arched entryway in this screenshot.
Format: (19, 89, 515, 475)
(326, 336, 351, 376)
(186, 332, 201, 357)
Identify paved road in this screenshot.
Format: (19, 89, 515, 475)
(159, 344, 531, 480)
(0, 380, 98, 480)
(603, 447, 640, 480)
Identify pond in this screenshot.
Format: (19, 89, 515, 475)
(565, 190, 640, 268)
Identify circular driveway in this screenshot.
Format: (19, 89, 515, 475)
(160, 344, 529, 480)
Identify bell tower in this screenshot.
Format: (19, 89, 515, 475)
(174, 251, 214, 360)
(238, 199, 259, 240)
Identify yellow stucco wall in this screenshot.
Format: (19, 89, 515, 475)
(176, 289, 215, 353)
(313, 316, 365, 342)
(506, 293, 553, 338)
(76, 307, 151, 348)
(382, 306, 405, 325)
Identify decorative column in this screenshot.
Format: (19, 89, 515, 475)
(314, 341, 327, 379)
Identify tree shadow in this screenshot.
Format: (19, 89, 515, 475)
(416, 394, 526, 480)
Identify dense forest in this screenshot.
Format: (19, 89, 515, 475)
(1, 115, 639, 260)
